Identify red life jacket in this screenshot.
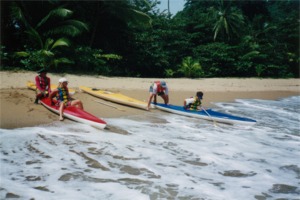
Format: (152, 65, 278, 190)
(154, 81, 164, 93)
(38, 75, 49, 90)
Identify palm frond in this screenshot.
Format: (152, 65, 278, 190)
(10, 4, 23, 21)
(14, 51, 30, 57)
(63, 20, 89, 32)
(44, 38, 54, 50)
(52, 58, 74, 68)
(51, 38, 70, 49)
(41, 50, 54, 57)
(45, 20, 88, 37)
(213, 1, 244, 41)
(116, 6, 152, 28)
(130, 9, 152, 27)
(25, 27, 43, 49)
(37, 7, 73, 28)
(241, 51, 260, 60)
(10, 3, 30, 29)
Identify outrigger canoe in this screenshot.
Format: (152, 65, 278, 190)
(40, 98, 107, 129)
(79, 86, 149, 110)
(27, 81, 76, 95)
(153, 103, 256, 125)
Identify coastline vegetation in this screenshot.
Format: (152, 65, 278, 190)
(1, 0, 299, 78)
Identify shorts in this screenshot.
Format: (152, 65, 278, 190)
(157, 92, 165, 96)
(149, 85, 154, 93)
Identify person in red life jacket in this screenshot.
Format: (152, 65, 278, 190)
(147, 80, 169, 110)
(34, 68, 51, 104)
(49, 78, 84, 121)
(183, 91, 203, 110)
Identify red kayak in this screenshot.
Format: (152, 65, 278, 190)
(40, 98, 107, 129)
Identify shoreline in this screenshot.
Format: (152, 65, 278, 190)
(0, 71, 299, 129)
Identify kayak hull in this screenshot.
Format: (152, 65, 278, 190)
(153, 103, 256, 125)
(79, 86, 149, 110)
(40, 98, 107, 129)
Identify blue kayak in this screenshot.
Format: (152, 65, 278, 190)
(153, 103, 256, 125)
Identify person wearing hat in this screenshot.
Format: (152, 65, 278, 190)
(34, 68, 51, 104)
(49, 78, 84, 121)
(147, 80, 169, 110)
(183, 91, 203, 110)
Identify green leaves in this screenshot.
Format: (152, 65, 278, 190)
(211, 1, 245, 41)
(46, 20, 89, 37)
(51, 38, 70, 49)
(127, 9, 152, 28)
(177, 57, 204, 78)
(10, 3, 87, 70)
(4, 0, 298, 78)
(37, 7, 73, 28)
(241, 51, 260, 60)
(14, 51, 29, 57)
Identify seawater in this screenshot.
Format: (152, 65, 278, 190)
(1, 96, 299, 200)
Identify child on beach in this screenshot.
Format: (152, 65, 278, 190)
(49, 78, 84, 121)
(35, 68, 51, 104)
(147, 80, 169, 110)
(183, 91, 203, 110)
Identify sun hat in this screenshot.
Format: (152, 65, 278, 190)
(59, 77, 68, 83)
(160, 81, 167, 88)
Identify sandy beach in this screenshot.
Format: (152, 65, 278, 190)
(0, 71, 299, 129)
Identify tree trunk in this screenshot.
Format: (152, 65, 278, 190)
(89, 2, 100, 47)
(168, 0, 170, 16)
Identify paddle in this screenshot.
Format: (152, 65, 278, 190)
(201, 106, 218, 127)
(94, 100, 126, 111)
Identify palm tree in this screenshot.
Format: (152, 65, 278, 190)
(210, 0, 244, 41)
(178, 56, 204, 78)
(168, 0, 170, 16)
(10, 2, 88, 69)
(87, 1, 152, 47)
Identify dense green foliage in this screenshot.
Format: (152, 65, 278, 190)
(1, 0, 299, 78)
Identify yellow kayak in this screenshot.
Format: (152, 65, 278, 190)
(27, 81, 76, 95)
(79, 86, 149, 110)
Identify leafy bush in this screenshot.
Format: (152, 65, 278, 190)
(177, 56, 204, 78)
(73, 46, 122, 75)
(193, 43, 236, 77)
(14, 46, 73, 71)
(164, 68, 175, 78)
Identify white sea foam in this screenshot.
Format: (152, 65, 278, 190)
(1, 96, 299, 200)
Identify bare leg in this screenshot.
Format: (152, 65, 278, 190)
(35, 92, 44, 104)
(71, 99, 83, 109)
(59, 103, 65, 121)
(161, 94, 169, 104)
(153, 95, 157, 104)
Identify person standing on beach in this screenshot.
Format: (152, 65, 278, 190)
(35, 68, 51, 104)
(147, 80, 169, 110)
(183, 91, 203, 110)
(49, 78, 84, 121)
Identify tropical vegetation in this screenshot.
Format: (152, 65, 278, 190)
(1, 0, 299, 78)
